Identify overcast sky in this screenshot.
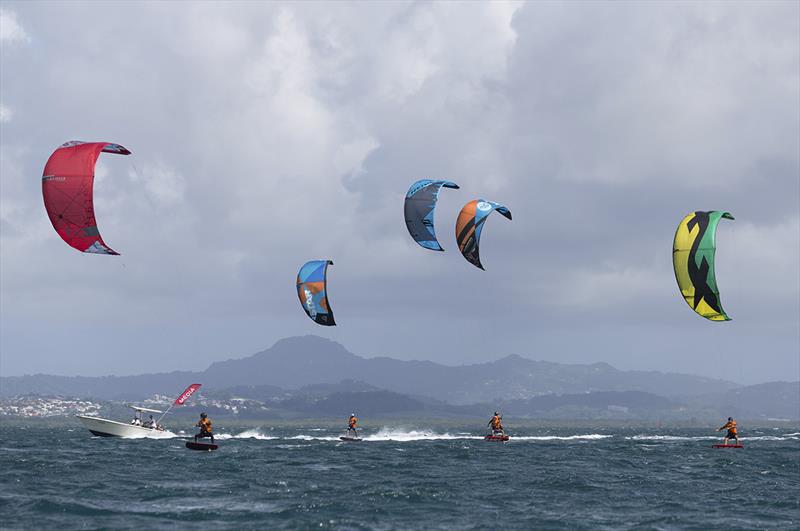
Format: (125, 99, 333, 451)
(1, 1, 798, 384)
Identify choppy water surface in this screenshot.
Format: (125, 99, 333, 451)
(1, 423, 798, 529)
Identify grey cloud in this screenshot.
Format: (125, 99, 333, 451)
(0, 1, 797, 385)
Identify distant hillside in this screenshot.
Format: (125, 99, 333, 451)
(3, 381, 796, 421)
(201, 336, 739, 403)
(209, 384, 798, 421)
(0, 370, 198, 402)
(688, 382, 800, 421)
(501, 390, 675, 419)
(0, 335, 740, 405)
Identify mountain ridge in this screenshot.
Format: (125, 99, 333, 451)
(1, 335, 742, 404)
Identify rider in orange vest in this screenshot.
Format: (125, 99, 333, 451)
(347, 414, 358, 436)
(488, 412, 504, 435)
(195, 412, 214, 443)
(717, 417, 739, 445)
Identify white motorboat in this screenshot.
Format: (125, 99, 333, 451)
(77, 406, 176, 438)
(76, 384, 202, 439)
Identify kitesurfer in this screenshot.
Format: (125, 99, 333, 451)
(717, 417, 739, 445)
(347, 414, 358, 437)
(195, 412, 214, 443)
(488, 412, 504, 435)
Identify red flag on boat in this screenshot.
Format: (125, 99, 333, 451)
(174, 384, 201, 406)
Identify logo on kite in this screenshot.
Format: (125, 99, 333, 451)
(672, 211, 734, 321)
(304, 287, 317, 319)
(41, 141, 131, 255)
(404, 179, 459, 252)
(296, 260, 336, 326)
(455, 199, 512, 270)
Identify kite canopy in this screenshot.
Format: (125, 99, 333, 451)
(455, 199, 512, 270)
(672, 211, 734, 321)
(42, 141, 131, 255)
(404, 179, 459, 251)
(296, 260, 336, 326)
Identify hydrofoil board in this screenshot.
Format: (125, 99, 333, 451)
(186, 441, 218, 451)
(712, 444, 743, 449)
(485, 435, 510, 442)
(339, 436, 363, 442)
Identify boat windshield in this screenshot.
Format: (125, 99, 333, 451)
(128, 406, 163, 414)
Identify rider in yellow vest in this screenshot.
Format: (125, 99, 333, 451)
(717, 417, 739, 445)
(195, 412, 214, 443)
(488, 412, 504, 435)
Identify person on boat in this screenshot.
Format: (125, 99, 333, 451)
(717, 417, 739, 445)
(148, 415, 157, 428)
(130, 413, 141, 426)
(195, 412, 214, 443)
(347, 414, 358, 437)
(488, 412, 504, 435)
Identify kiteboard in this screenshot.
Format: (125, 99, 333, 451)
(712, 444, 743, 449)
(339, 436, 363, 442)
(186, 441, 218, 451)
(485, 434, 510, 442)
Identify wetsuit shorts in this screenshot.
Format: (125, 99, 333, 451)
(727, 430, 737, 438)
(197, 431, 213, 439)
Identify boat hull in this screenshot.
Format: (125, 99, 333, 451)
(76, 415, 175, 439)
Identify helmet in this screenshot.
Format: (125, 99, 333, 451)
(494, 412, 499, 415)
(201, 412, 207, 418)
(728, 417, 733, 421)
(350, 413, 355, 417)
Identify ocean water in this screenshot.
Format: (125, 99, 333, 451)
(1, 422, 798, 530)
